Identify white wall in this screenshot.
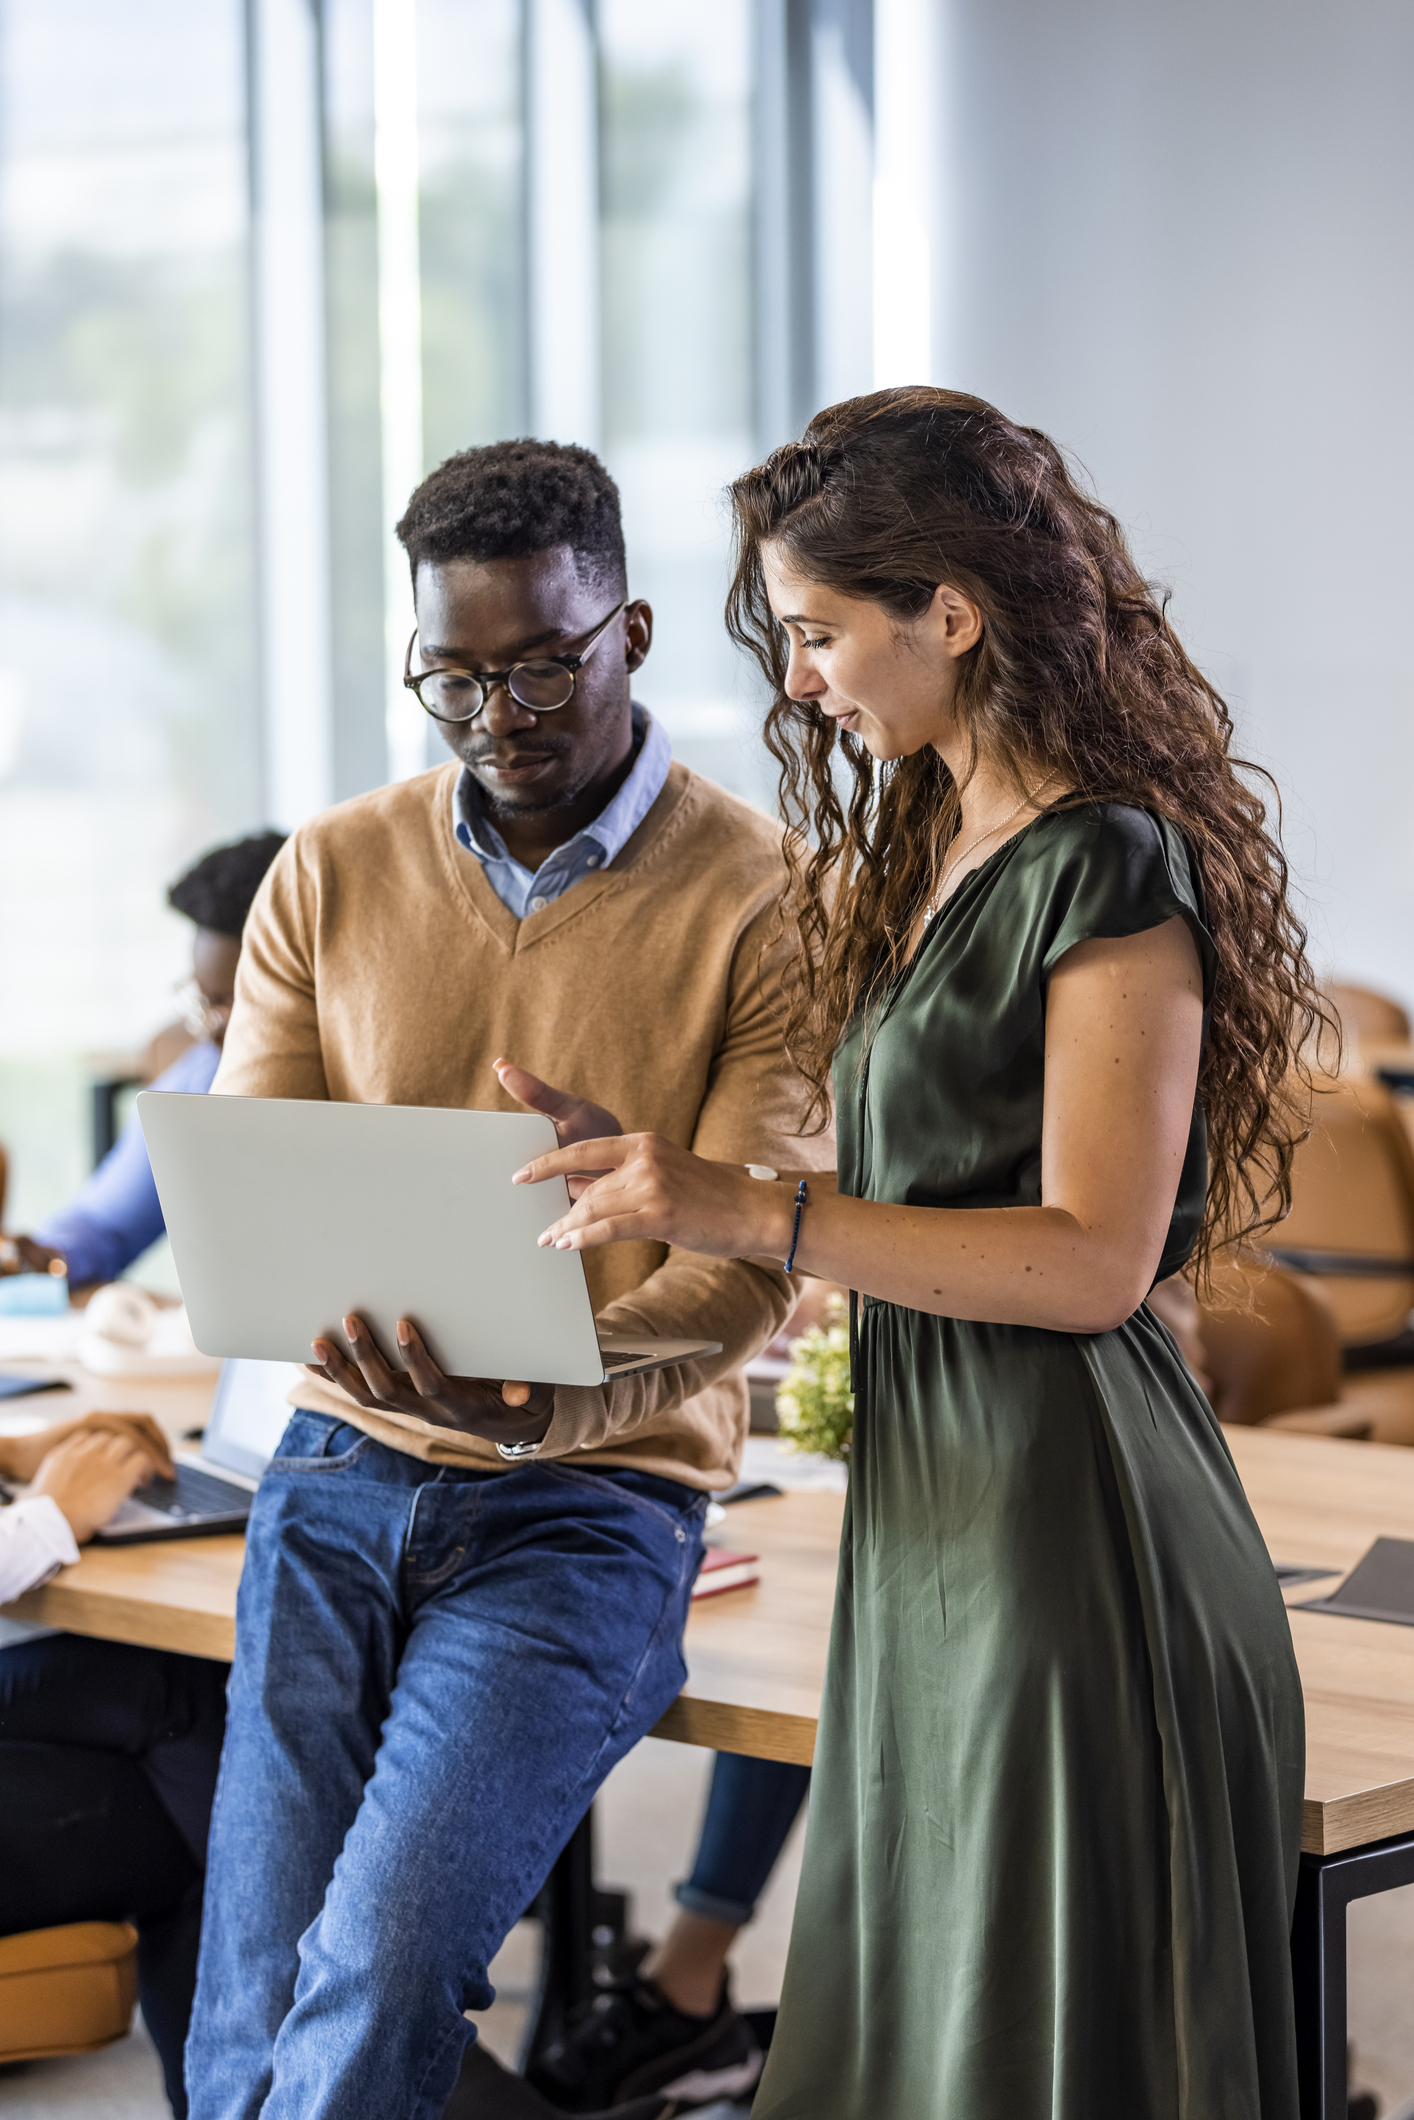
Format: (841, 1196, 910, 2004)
(933, 0, 1414, 1003)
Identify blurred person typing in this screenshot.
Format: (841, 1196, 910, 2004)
(0, 1408, 172, 1594)
(1, 831, 284, 1290)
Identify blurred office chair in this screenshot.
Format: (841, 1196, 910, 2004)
(1196, 1258, 1340, 1424)
(1194, 1253, 1414, 1447)
(1326, 982, 1414, 1151)
(1326, 981, 1411, 1049)
(1192, 1258, 1370, 1439)
(1267, 1075, 1414, 1352)
(0, 1920, 138, 2065)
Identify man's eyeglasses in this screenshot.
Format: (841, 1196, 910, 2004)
(403, 600, 626, 725)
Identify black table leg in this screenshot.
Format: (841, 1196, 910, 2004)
(1292, 1831, 1414, 2119)
(521, 1804, 636, 2075)
(522, 1809, 597, 2071)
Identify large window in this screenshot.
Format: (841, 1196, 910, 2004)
(417, 0, 526, 464)
(599, 0, 760, 796)
(0, 0, 888, 1250)
(0, 0, 258, 1225)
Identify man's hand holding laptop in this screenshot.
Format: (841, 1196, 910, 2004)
(305, 1057, 625, 1446)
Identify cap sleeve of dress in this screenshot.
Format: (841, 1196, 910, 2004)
(1037, 804, 1217, 1007)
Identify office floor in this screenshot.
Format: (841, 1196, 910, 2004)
(12, 1763, 1414, 2120)
(13, 1794, 1414, 2120)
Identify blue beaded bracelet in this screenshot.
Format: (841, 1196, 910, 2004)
(784, 1179, 808, 1273)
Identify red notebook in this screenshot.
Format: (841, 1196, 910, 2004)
(692, 1547, 760, 1600)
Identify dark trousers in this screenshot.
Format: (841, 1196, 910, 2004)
(0, 1631, 228, 2118)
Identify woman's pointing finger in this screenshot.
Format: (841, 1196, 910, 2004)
(512, 1134, 635, 1184)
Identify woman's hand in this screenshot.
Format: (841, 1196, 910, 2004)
(0, 1410, 175, 1486)
(32, 1429, 165, 1545)
(494, 1058, 623, 1198)
(308, 1314, 554, 1449)
(514, 1133, 799, 1262)
(0, 1235, 65, 1279)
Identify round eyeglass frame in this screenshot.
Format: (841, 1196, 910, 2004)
(403, 599, 627, 725)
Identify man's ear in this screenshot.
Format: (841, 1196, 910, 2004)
(624, 599, 653, 673)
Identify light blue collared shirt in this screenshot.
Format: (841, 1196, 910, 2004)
(453, 706, 672, 918)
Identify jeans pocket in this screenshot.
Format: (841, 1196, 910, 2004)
(268, 1412, 373, 1470)
(541, 1461, 707, 1545)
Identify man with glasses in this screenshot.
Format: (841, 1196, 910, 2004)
(1, 832, 285, 1290)
(186, 440, 825, 2120)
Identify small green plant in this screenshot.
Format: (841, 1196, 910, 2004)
(776, 1293, 854, 1462)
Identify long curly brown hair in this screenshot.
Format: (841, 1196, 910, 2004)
(726, 386, 1327, 1286)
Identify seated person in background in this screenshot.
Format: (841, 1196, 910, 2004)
(186, 439, 828, 2119)
(3, 830, 285, 1289)
(0, 1412, 226, 2120)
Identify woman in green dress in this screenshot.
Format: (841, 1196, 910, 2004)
(519, 387, 1319, 2117)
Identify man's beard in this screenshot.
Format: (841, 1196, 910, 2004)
(470, 751, 592, 820)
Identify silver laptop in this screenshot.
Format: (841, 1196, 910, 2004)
(94, 1356, 298, 1543)
(137, 1093, 720, 1388)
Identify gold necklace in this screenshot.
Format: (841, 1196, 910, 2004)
(923, 770, 1058, 924)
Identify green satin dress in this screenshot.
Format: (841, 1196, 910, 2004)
(754, 804, 1304, 2120)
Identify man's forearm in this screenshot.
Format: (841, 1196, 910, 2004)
(540, 1251, 794, 1458)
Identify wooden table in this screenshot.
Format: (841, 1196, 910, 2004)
(3, 1479, 841, 1762)
(1, 1360, 840, 1756)
(0, 1355, 216, 1451)
(0, 1361, 235, 1647)
(1228, 1424, 1414, 1853)
(22, 1417, 1414, 1824)
(1209, 1426, 1414, 2120)
(14, 1392, 1414, 2117)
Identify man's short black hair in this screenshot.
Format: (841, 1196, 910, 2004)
(167, 831, 286, 939)
(395, 440, 628, 596)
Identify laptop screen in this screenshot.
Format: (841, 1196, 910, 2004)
(202, 1359, 301, 1481)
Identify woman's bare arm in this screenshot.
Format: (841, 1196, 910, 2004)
(518, 917, 1203, 1337)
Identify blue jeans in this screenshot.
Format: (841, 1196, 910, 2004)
(676, 1752, 811, 1927)
(186, 1413, 705, 2120)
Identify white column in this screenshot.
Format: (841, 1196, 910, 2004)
(373, 0, 427, 783)
(525, 0, 600, 447)
(251, 0, 334, 827)
(872, 0, 936, 388)
(812, 13, 875, 408)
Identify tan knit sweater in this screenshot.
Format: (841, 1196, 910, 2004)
(214, 758, 830, 1490)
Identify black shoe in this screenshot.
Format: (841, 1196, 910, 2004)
(445, 2038, 676, 2120)
(526, 1973, 763, 2113)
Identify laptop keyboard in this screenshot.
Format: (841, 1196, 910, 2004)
(130, 1465, 252, 1522)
